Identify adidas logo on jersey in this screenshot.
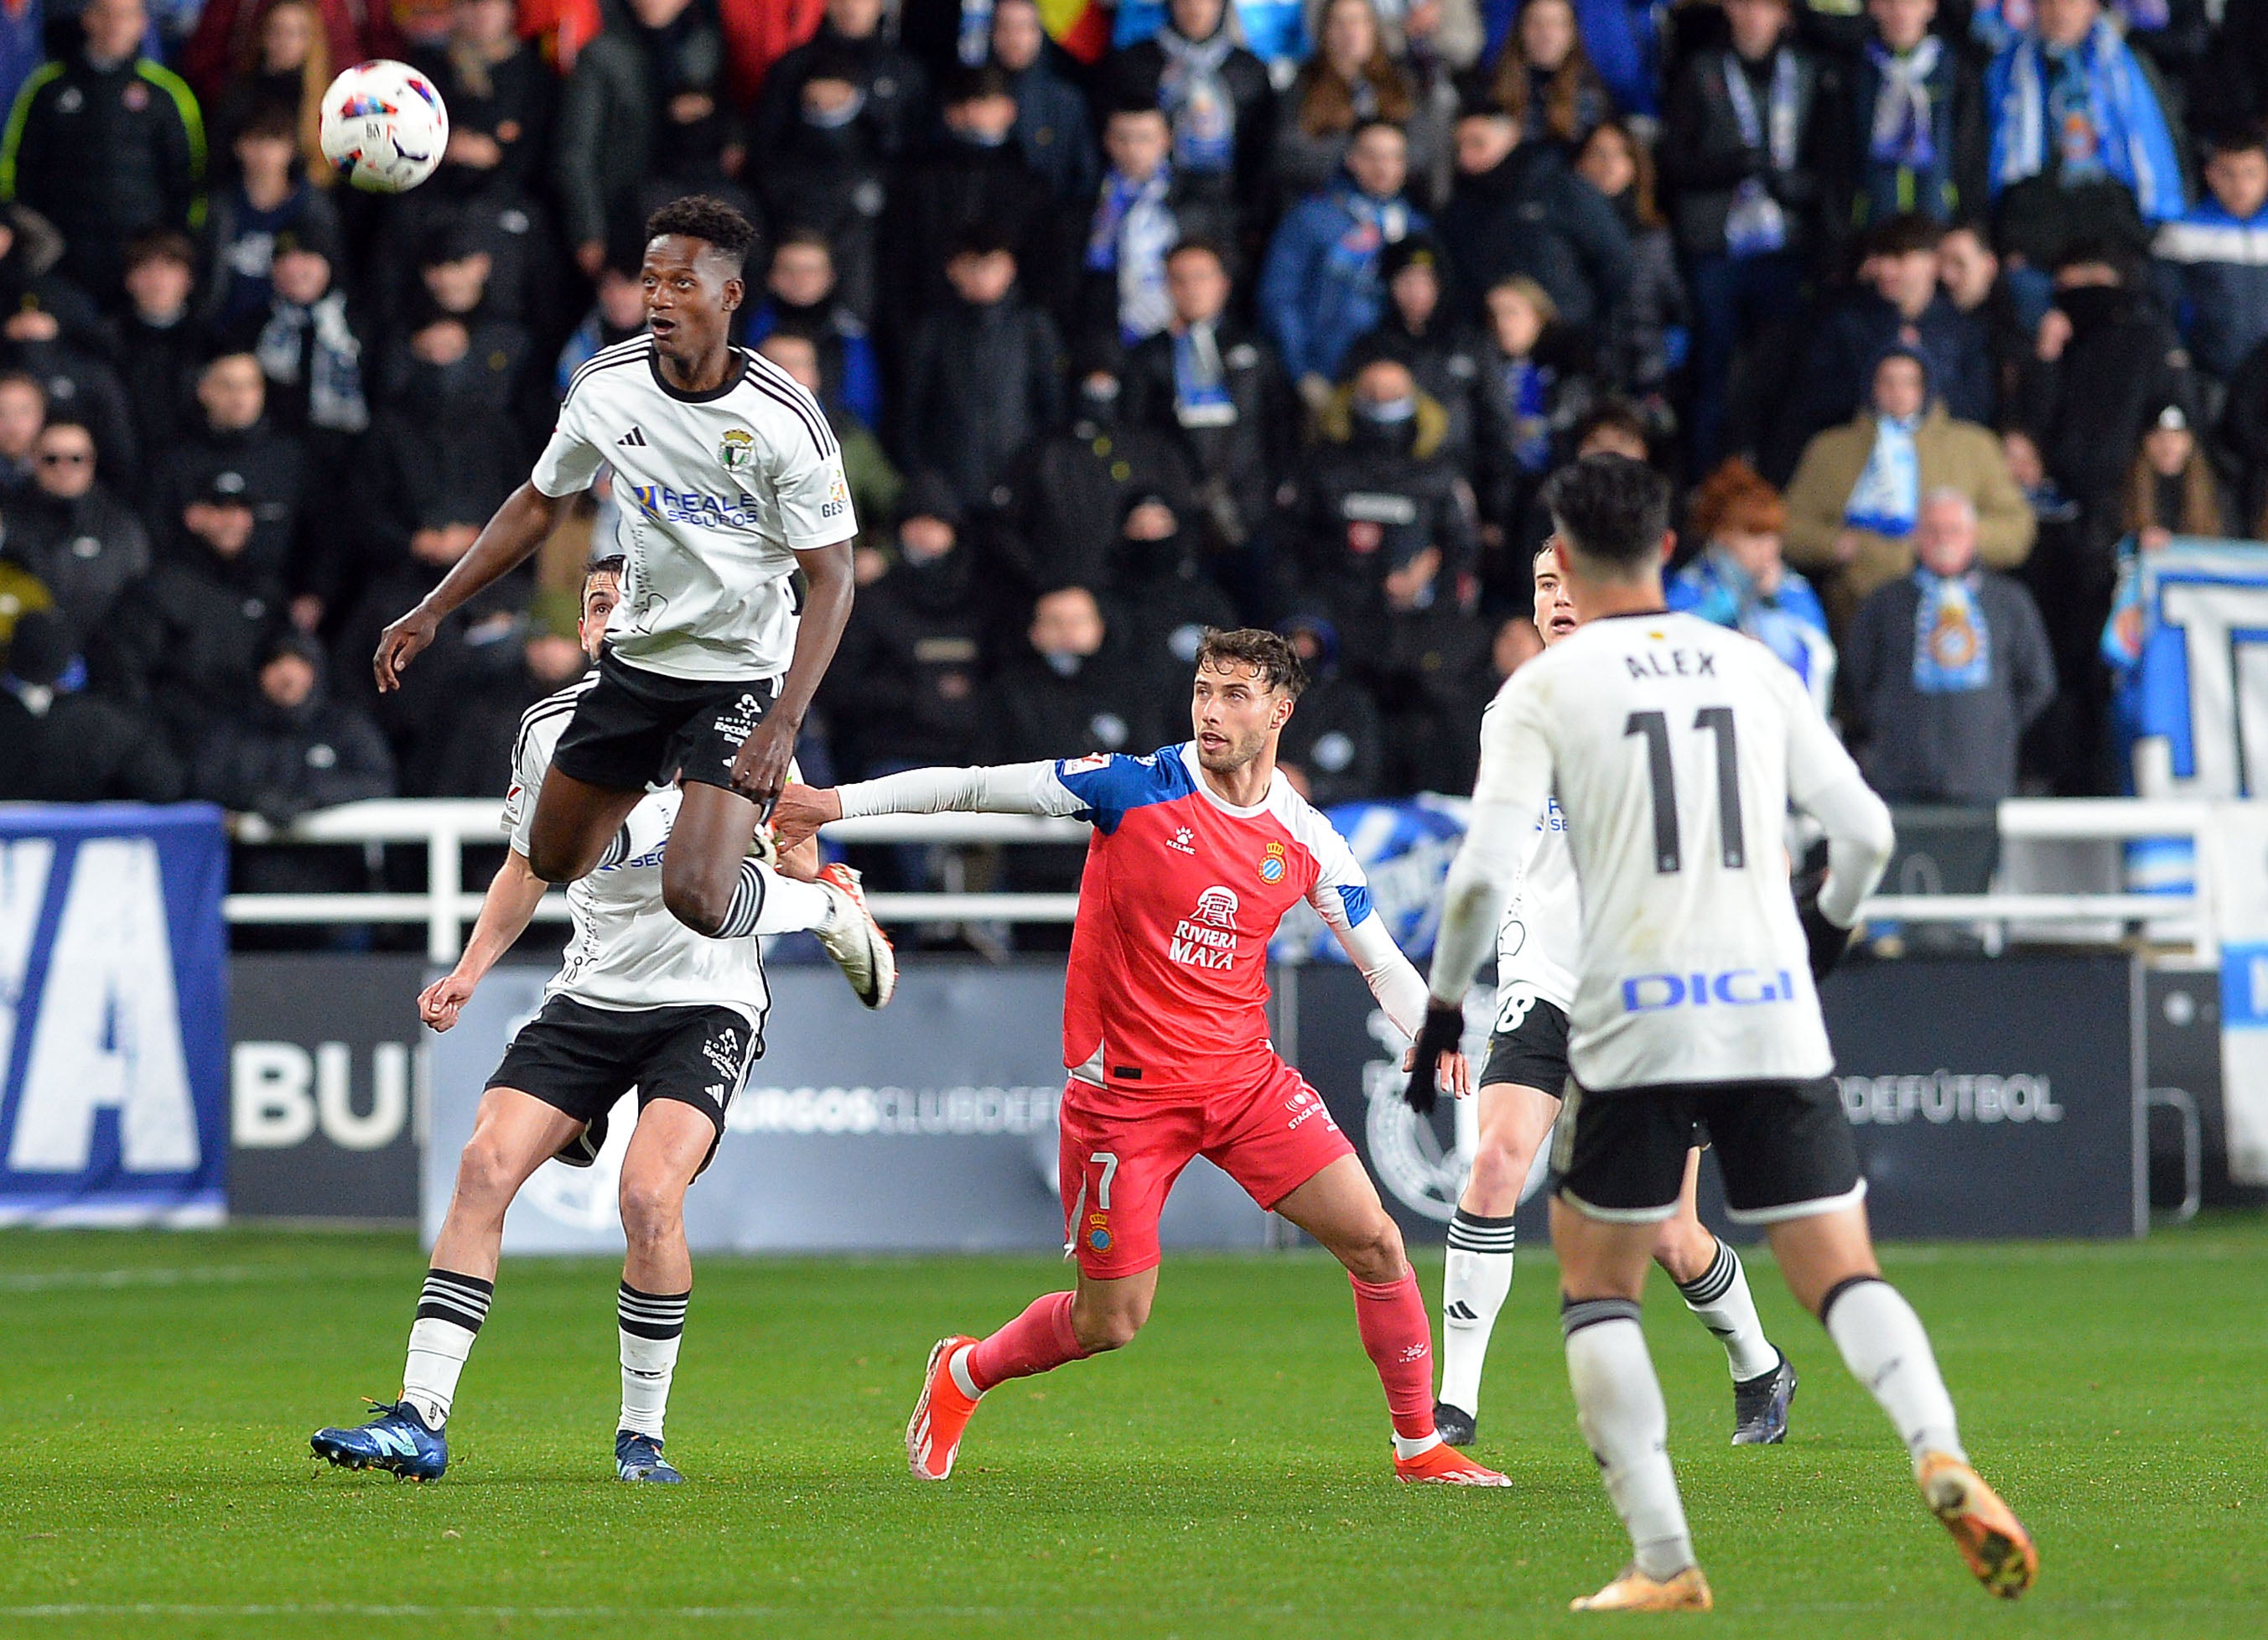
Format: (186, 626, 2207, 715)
(618, 426, 648, 447)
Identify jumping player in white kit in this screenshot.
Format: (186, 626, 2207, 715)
(1409, 456, 2036, 1611)
(1433, 539, 1793, 1451)
(314, 557, 893, 1486)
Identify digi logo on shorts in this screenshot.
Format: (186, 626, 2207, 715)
(1621, 970, 1799, 1011)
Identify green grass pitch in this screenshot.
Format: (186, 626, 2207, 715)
(1, 1220, 2261, 1638)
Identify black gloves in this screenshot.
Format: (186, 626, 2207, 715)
(1790, 841, 1851, 982)
(1402, 1000, 1466, 1116)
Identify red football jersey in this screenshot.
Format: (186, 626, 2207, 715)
(1024, 745, 1380, 1093)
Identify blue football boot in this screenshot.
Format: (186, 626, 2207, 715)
(311, 1401, 449, 1481)
(615, 1430, 684, 1482)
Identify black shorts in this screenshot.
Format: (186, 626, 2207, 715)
(486, 995, 761, 1138)
(1551, 1076, 1863, 1226)
(549, 646, 776, 791)
(1481, 985, 1572, 1095)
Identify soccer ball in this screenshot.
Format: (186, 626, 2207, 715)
(318, 61, 449, 194)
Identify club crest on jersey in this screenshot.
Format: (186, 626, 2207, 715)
(719, 428, 755, 473)
(1258, 840, 1287, 885)
(1170, 885, 1240, 971)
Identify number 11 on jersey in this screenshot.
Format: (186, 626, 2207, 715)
(1624, 708, 1746, 874)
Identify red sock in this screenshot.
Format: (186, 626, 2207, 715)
(1350, 1270, 1438, 1441)
(966, 1290, 1088, 1393)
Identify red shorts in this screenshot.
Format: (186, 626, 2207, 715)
(1056, 1057, 1356, 1279)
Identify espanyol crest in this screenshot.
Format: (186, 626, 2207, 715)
(719, 427, 755, 473)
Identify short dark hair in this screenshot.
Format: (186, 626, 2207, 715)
(125, 228, 196, 272)
(942, 62, 1015, 105)
(1196, 627, 1307, 698)
(1166, 236, 1229, 270)
(1570, 398, 1649, 454)
(586, 554, 627, 589)
(1870, 212, 1945, 259)
(645, 195, 759, 273)
(2205, 121, 2268, 160)
(1541, 454, 1671, 573)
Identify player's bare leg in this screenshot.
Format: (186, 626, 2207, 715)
(313, 1090, 580, 1477)
(1552, 1196, 1714, 1611)
(612, 1098, 715, 1482)
(1651, 1151, 1796, 1443)
(906, 1265, 1152, 1482)
(1767, 1206, 2037, 1599)
(662, 781, 767, 933)
(1437, 1079, 1556, 1442)
(1274, 1155, 1509, 1486)
(525, 768, 645, 885)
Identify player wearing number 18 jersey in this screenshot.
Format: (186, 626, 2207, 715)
(1434, 540, 1793, 1453)
(1413, 457, 2034, 1611)
(771, 629, 1508, 1488)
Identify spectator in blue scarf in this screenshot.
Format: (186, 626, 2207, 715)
(1259, 118, 1427, 406)
(1669, 456, 1837, 714)
(1848, 0, 1989, 234)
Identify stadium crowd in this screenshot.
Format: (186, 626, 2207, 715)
(0, 0, 2264, 838)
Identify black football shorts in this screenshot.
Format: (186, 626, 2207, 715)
(1551, 1076, 1861, 1225)
(487, 994, 761, 1139)
(549, 646, 777, 792)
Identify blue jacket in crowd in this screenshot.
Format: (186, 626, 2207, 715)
(2154, 196, 2268, 380)
(1258, 182, 1425, 387)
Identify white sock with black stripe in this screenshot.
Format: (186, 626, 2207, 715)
(618, 1283, 689, 1440)
(402, 1269, 493, 1430)
(1439, 1209, 1516, 1414)
(709, 859, 835, 940)
(1674, 1240, 1779, 1381)
(1822, 1275, 1965, 1468)
(1563, 1296, 1695, 1581)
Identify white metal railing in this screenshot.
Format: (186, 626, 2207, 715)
(221, 796, 2217, 963)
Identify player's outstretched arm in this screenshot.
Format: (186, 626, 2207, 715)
(771, 761, 1090, 850)
(376, 484, 569, 692)
(729, 539, 855, 807)
(1332, 914, 1471, 1106)
(418, 849, 552, 1032)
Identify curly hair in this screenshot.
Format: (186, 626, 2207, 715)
(1196, 628, 1309, 698)
(645, 195, 760, 272)
(1687, 458, 1787, 542)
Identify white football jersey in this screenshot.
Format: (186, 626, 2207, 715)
(1495, 797, 1580, 1015)
(532, 338, 854, 682)
(503, 679, 769, 1026)
(1471, 611, 1877, 1091)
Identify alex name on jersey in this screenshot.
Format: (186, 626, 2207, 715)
(1472, 611, 1868, 1092)
(504, 677, 769, 1026)
(531, 338, 854, 683)
(1012, 745, 1379, 1092)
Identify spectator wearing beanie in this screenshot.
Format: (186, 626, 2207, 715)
(760, 48, 892, 325)
(1842, 486, 2057, 804)
(0, 608, 185, 802)
(990, 0, 1098, 206)
(2122, 400, 2234, 543)
(1343, 231, 1482, 461)
(1273, 606, 1384, 807)
(1784, 343, 2033, 622)
(1108, 492, 1240, 734)
(1669, 457, 1836, 714)
(1259, 117, 1428, 408)
(755, 0, 932, 169)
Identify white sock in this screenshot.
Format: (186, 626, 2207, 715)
(1440, 1209, 1516, 1414)
(757, 871, 834, 937)
(1563, 1300, 1695, 1581)
(947, 1345, 984, 1401)
(1824, 1277, 1965, 1468)
(1392, 1430, 1443, 1460)
(402, 1269, 492, 1430)
(618, 1283, 688, 1440)
(1674, 1241, 1780, 1381)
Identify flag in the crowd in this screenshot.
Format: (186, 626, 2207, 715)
(1271, 798, 1471, 963)
(1039, 0, 1111, 62)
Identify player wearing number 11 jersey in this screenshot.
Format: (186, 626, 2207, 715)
(771, 628, 1507, 1488)
(1411, 456, 2034, 1611)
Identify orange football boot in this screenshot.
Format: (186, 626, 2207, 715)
(906, 1336, 982, 1481)
(1393, 1440, 1513, 1487)
(1918, 1451, 2038, 1599)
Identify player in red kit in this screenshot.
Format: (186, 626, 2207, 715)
(771, 628, 1507, 1487)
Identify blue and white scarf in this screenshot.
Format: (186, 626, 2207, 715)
(1912, 568, 1992, 693)
(1988, 17, 2184, 221)
(1158, 25, 1238, 175)
(1845, 413, 1922, 537)
(1087, 165, 1178, 341)
(1502, 356, 1554, 472)
(1172, 321, 1237, 428)
(255, 289, 368, 435)
(1723, 48, 1799, 256)
(1867, 35, 1941, 170)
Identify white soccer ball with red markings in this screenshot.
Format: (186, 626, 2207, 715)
(319, 61, 449, 193)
